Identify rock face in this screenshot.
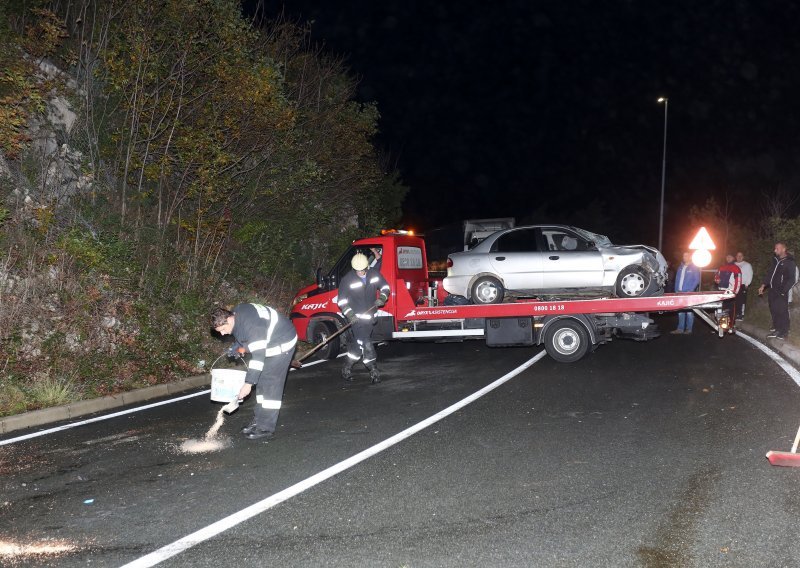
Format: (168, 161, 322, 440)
(14, 58, 94, 205)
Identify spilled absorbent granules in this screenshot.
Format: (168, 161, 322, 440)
(0, 539, 78, 563)
(179, 408, 232, 454)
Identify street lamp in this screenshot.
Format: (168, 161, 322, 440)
(657, 97, 668, 251)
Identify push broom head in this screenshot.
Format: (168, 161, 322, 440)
(766, 450, 800, 467)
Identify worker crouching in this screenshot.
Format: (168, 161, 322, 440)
(337, 252, 390, 383)
(211, 303, 297, 440)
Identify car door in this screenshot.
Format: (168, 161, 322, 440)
(488, 228, 544, 291)
(537, 227, 604, 289)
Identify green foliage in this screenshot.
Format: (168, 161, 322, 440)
(0, 0, 408, 418)
(0, 4, 58, 159)
(57, 228, 134, 273)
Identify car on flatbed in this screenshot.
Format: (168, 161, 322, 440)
(442, 224, 668, 304)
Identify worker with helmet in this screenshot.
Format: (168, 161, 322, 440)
(336, 251, 391, 383)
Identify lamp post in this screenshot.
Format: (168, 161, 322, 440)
(657, 97, 668, 251)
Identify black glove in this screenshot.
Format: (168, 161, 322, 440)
(374, 298, 385, 308)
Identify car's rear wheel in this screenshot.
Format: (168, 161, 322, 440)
(615, 266, 651, 298)
(470, 276, 504, 304)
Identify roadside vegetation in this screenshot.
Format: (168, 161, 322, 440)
(1, 3, 798, 418)
(0, 1, 406, 416)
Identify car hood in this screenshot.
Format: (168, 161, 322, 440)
(611, 244, 668, 272)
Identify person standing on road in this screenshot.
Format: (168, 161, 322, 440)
(715, 253, 743, 328)
(211, 303, 297, 440)
(758, 241, 798, 340)
(671, 252, 701, 334)
(735, 251, 753, 321)
(337, 252, 390, 384)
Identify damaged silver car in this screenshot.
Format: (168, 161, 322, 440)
(443, 225, 668, 304)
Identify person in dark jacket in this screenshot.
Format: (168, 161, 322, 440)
(671, 252, 701, 334)
(337, 252, 391, 383)
(758, 241, 798, 340)
(211, 303, 297, 439)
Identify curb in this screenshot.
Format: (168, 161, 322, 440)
(0, 374, 211, 436)
(736, 321, 800, 369)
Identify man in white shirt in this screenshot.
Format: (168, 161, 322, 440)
(735, 251, 753, 321)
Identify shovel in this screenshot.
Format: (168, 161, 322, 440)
(291, 305, 379, 369)
(766, 423, 800, 467)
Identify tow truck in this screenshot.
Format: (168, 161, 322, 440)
(290, 231, 733, 363)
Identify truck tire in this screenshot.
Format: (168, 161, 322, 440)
(543, 319, 590, 363)
(308, 320, 341, 360)
(615, 265, 651, 298)
(471, 276, 504, 304)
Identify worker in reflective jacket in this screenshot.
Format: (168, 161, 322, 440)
(337, 252, 391, 383)
(211, 303, 297, 440)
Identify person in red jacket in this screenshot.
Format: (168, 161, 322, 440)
(714, 253, 742, 330)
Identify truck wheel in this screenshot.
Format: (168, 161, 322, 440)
(471, 276, 504, 304)
(309, 320, 341, 360)
(544, 320, 590, 363)
(615, 265, 651, 298)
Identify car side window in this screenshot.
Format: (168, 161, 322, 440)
(494, 229, 540, 253)
(541, 229, 590, 252)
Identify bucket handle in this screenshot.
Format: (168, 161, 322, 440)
(209, 349, 245, 371)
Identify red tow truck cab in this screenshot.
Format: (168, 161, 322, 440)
(290, 231, 440, 353)
(290, 231, 734, 363)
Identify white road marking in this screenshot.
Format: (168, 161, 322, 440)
(0, 354, 340, 446)
(0, 390, 211, 447)
(735, 330, 800, 386)
(120, 351, 548, 568)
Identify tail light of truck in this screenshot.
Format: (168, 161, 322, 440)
(447, 257, 453, 268)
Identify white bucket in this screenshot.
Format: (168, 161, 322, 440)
(210, 369, 246, 402)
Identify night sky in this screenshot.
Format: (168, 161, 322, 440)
(255, 1, 800, 253)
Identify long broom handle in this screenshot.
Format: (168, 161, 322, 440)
(297, 304, 379, 363)
(790, 423, 800, 454)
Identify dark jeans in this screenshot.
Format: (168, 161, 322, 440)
(735, 285, 748, 318)
(768, 288, 790, 336)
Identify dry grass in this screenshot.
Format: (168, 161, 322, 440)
(26, 373, 80, 409)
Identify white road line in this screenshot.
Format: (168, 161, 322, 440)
(0, 354, 340, 446)
(736, 330, 800, 386)
(0, 390, 211, 447)
(120, 350, 548, 568)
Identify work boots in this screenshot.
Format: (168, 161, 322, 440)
(341, 363, 354, 382)
(368, 366, 381, 384)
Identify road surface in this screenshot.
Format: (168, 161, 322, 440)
(2, 317, 799, 567)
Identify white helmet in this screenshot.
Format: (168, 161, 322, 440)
(351, 253, 369, 271)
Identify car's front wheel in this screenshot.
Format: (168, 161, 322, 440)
(615, 265, 652, 298)
(308, 320, 341, 360)
(470, 276, 505, 304)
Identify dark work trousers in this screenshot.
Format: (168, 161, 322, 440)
(768, 288, 790, 336)
(735, 285, 748, 319)
(344, 320, 377, 371)
(252, 349, 294, 433)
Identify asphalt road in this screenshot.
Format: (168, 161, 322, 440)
(2, 317, 800, 567)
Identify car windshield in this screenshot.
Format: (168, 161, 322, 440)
(572, 227, 612, 247)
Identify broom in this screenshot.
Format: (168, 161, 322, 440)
(290, 305, 379, 369)
(766, 424, 800, 467)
